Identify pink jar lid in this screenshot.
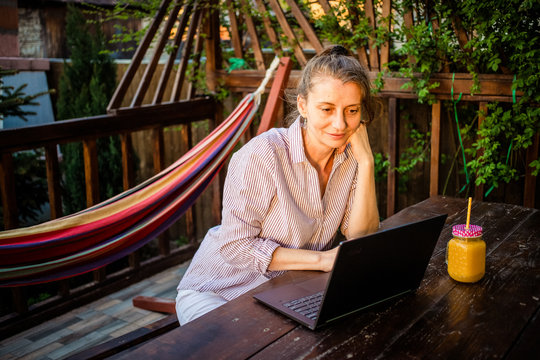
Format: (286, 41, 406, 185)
(452, 224, 483, 237)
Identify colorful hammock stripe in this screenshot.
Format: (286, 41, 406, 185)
(0, 58, 281, 286)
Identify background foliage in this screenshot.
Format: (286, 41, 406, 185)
(56, 4, 122, 214)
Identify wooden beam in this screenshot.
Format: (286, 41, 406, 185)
(108, 0, 173, 110)
(204, 0, 222, 92)
(1, 98, 216, 153)
(256, 57, 293, 135)
(154, 1, 194, 104)
(387, 98, 397, 216)
(380, 0, 392, 68)
(227, 0, 244, 59)
(317, 0, 331, 13)
(131, 0, 183, 107)
(239, 0, 265, 70)
(266, 0, 308, 66)
(171, 6, 202, 102)
(283, 0, 323, 53)
(45, 145, 63, 219)
(364, 0, 379, 71)
(430, 101, 441, 197)
(402, 9, 416, 65)
(216, 71, 520, 101)
(252, 0, 281, 53)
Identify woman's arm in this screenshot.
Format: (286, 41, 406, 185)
(267, 246, 338, 272)
(345, 124, 380, 239)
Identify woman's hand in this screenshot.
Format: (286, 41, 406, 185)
(319, 246, 339, 272)
(348, 124, 374, 166)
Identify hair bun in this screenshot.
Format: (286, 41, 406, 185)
(328, 45, 351, 56)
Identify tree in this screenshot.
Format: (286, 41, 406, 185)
(57, 4, 121, 214)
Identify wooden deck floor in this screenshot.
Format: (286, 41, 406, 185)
(0, 261, 190, 360)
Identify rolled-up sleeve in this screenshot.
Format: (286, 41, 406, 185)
(218, 139, 281, 273)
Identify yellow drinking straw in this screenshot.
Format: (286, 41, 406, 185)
(465, 197, 472, 229)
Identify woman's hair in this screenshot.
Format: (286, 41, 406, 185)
(285, 45, 375, 126)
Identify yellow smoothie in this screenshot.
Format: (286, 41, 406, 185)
(447, 224, 485, 283)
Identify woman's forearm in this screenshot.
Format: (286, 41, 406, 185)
(267, 246, 338, 272)
(346, 161, 380, 239)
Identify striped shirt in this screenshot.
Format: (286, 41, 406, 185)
(177, 118, 358, 300)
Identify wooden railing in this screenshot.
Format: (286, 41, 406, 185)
(0, 97, 217, 337)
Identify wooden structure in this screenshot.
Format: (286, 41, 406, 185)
(72, 196, 540, 359)
(0, 0, 538, 339)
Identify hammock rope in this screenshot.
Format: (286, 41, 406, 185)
(0, 57, 282, 287)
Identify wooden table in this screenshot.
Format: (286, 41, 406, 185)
(113, 196, 540, 359)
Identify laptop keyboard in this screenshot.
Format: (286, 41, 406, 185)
(283, 291, 324, 320)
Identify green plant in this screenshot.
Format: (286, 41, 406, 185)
(0, 68, 52, 122)
(56, 4, 122, 214)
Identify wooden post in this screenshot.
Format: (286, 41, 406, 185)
(45, 145, 63, 219)
(430, 101, 441, 197)
(474, 102, 487, 201)
(387, 98, 397, 216)
(83, 139, 100, 207)
(524, 133, 539, 208)
(0, 152, 17, 229)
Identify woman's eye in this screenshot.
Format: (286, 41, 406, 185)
(321, 108, 331, 112)
(346, 108, 359, 115)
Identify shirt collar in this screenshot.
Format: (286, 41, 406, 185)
(288, 116, 351, 166)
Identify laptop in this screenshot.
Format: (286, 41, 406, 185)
(253, 214, 447, 330)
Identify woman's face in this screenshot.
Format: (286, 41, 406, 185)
(298, 75, 363, 154)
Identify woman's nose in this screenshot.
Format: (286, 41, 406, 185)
(331, 112, 346, 131)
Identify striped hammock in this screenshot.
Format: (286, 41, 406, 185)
(0, 58, 282, 287)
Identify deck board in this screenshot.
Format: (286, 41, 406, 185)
(0, 261, 189, 360)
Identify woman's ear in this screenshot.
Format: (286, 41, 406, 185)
(297, 95, 307, 118)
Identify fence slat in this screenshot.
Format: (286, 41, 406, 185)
(83, 139, 100, 207)
(387, 98, 397, 216)
(45, 145, 63, 219)
(430, 101, 441, 197)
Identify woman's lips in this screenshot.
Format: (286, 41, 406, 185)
(327, 133, 346, 140)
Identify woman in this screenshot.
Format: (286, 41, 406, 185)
(176, 45, 380, 325)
